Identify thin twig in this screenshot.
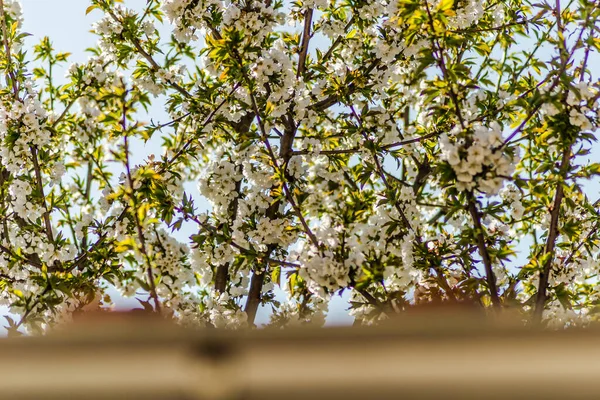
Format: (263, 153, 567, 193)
(121, 94, 161, 314)
(159, 83, 240, 172)
(30, 147, 54, 243)
(0, 0, 19, 96)
(381, 131, 441, 150)
(103, 5, 191, 98)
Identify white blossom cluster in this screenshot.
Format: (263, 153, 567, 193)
(0, 86, 51, 173)
(0, 0, 599, 333)
(269, 297, 328, 328)
(251, 41, 296, 119)
(444, 0, 487, 30)
(499, 185, 525, 221)
(206, 291, 248, 329)
(152, 229, 194, 307)
(541, 82, 598, 133)
(198, 146, 243, 218)
(221, 1, 284, 43)
(440, 123, 516, 194)
(66, 55, 113, 89)
(93, 16, 124, 60)
(567, 82, 598, 131)
(247, 216, 294, 251)
(133, 64, 186, 97)
(162, 0, 221, 43)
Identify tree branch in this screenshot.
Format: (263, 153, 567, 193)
(121, 95, 161, 314)
(214, 116, 253, 294)
(467, 195, 500, 307)
(0, 0, 19, 96)
(103, 6, 191, 98)
(296, 8, 313, 78)
(159, 83, 240, 172)
(533, 138, 572, 322)
(30, 147, 54, 244)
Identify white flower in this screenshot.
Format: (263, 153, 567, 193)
(569, 109, 592, 131)
(541, 102, 560, 117)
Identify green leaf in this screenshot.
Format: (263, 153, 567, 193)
(85, 5, 98, 15)
(271, 266, 281, 287)
(438, 0, 454, 11)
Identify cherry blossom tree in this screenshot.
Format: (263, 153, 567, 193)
(0, 0, 599, 334)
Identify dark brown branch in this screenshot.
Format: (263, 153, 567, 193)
(244, 268, 265, 324)
(15, 285, 50, 331)
(241, 79, 322, 322)
(533, 143, 571, 322)
(243, 204, 279, 326)
(562, 220, 599, 268)
(246, 87, 320, 247)
(467, 196, 500, 308)
(288, 131, 440, 157)
(0, 243, 41, 269)
(532, 0, 592, 322)
(150, 112, 191, 131)
(296, 8, 313, 78)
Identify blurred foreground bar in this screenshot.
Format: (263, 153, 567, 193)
(1, 309, 600, 399)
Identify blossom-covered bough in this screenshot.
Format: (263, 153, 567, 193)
(0, 0, 598, 334)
